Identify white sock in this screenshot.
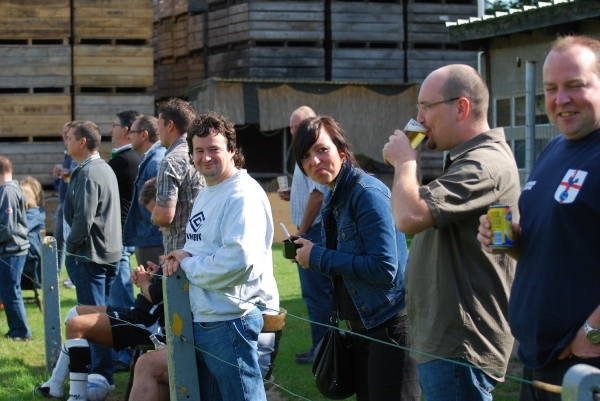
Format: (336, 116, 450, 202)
(65, 306, 79, 324)
(66, 339, 90, 401)
(67, 372, 88, 401)
(41, 344, 69, 398)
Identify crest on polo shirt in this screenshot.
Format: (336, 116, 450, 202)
(554, 169, 587, 204)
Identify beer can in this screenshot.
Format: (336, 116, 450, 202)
(487, 205, 514, 249)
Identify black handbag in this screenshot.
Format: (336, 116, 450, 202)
(312, 281, 356, 399)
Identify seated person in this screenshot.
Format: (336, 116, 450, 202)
(34, 179, 166, 400)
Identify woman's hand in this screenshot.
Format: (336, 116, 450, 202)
(294, 237, 314, 269)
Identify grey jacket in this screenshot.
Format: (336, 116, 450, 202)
(0, 180, 29, 256)
(64, 155, 122, 264)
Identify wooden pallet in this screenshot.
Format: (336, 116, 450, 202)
(406, 49, 477, 82)
(208, 2, 324, 48)
(208, 45, 325, 79)
(73, 44, 154, 88)
(73, 94, 155, 136)
(155, 54, 204, 99)
(73, 0, 153, 41)
(0, 94, 71, 138)
(407, 2, 477, 44)
(156, 0, 206, 20)
(332, 48, 404, 82)
(173, 15, 189, 59)
(331, 2, 404, 43)
(157, 20, 174, 60)
(188, 51, 205, 85)
(0, 1, 71, 40)
(1, 142, 65, 187)
(0, 45, 72, 89)
(188, 13, 205, 52)
(156, 60, 175, 99)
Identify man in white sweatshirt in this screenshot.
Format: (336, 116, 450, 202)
(133, 111, 279, 401)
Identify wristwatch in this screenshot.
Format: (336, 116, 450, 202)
(583, 320, 600, 344)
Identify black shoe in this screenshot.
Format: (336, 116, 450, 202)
(114, 360, 130, 373)
(295, 353, 314, 365)
(295, 350, 312, 358)
(4, 333, 32, 341)
(32, 385, 61, 399)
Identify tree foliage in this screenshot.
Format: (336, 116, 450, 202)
(485, 0, 538, 14)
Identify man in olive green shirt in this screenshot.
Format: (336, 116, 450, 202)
(383, 64, 521, 400)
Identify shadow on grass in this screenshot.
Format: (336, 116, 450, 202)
(0, 355, 48, 400)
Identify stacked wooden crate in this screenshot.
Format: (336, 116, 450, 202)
(72, 0, 155, 136)
(154, 0, 206, 99)
(406, 0, 477, 82)
(0, 1, 72, 187)
(206, 0, 325, 79)
(331, 1, 404, 82)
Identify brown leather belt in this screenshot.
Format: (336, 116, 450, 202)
(345, 308, 406, 331)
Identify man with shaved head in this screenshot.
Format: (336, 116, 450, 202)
(383, 64, 521, 400)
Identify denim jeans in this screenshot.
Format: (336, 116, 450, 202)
(418, 358, 497, 401)
(297, 224, 335, 353)
(109, 246, 135, 366)
(0, 254, 31, 338)
(109, 246, 135, 309)
(193, 308, 266, 401)
(65, 255, 117, 385)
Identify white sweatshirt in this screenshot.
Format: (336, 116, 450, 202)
(181, 169, 279, 322)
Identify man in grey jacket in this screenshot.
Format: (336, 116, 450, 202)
(0, 155, 31, 341)
(63, 121, 122, 390)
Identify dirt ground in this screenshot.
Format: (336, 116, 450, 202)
(267, 192, 295, 243)
(266, 387, 286, 401)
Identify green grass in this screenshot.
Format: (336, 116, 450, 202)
(0, 245, 520, 401)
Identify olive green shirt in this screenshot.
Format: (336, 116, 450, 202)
(406, 128, 521, 380)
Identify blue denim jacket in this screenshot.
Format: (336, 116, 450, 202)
(308, 163, 408, 330)
(123, 141, 166, 247)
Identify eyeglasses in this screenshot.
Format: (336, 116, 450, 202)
(129, 130, 145, 135)
(111, 123, 124, 128)
(416, 97, 460, 112)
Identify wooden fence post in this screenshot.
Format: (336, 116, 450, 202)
(41, 236, 61, 373)
(163, 270, 201, 400)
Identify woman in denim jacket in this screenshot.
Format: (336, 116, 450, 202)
(292, 116, 420, 400)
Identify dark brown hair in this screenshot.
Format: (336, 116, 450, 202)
(292, 116, 359, 175)
(187, 112, 245, 168)
(156, 98, 195, 134)
(139, 177, 157, 207)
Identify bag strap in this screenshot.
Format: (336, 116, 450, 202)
(331, 278, 339, 324)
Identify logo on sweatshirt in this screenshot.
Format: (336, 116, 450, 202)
(5, 207, 12, 214)
(555, 169, 587, 204)
(189, 211, 205, 232)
